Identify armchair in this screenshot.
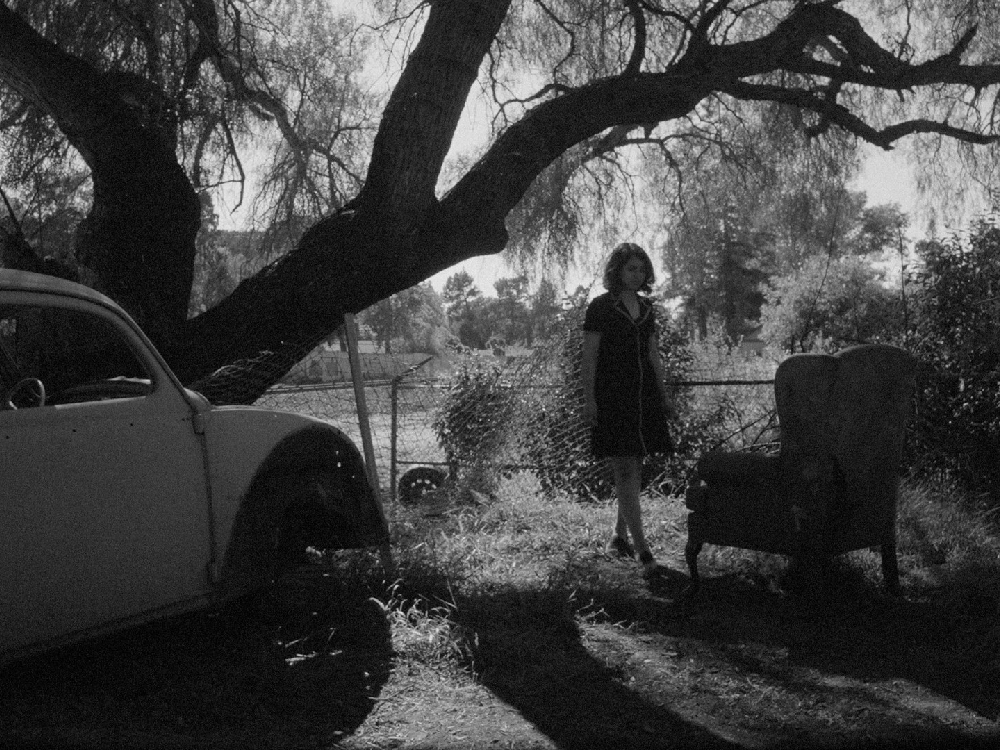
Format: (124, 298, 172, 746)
(683, 344, 915, 596)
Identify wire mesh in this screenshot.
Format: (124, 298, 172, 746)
(251, 310, 779, 504)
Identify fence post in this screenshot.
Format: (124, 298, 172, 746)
(390, 377, 398, 502)
(388, 355, 435, 501)
(343, 314, 388, 541)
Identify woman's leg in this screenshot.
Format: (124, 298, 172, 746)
(609, 456, 653, 564)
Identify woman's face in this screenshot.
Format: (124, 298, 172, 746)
(620, 256, 648, 292)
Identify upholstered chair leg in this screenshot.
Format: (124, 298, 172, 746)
(684, 539, 703, 596)
(881, 541, 900, 596)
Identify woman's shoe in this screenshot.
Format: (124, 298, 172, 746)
(608, 535, 635, 559)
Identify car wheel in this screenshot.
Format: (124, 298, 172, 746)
(398, 466, 446, 504)
(273, 470, 353, 574)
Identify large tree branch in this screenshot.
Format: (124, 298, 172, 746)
(722, 80, 1000, 149)
(179, 1, 1000, 393)
(722, 3, 1000, 92)
(355, 0, 511, 227)
(623, 0, 647, 76)
(175, 0, 514, 385)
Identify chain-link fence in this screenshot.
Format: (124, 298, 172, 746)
(254, 317, 779, 504)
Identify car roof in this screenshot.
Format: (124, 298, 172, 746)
(0, 269, 120, 310)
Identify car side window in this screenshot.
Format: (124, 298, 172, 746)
(0, 304, 152, 407)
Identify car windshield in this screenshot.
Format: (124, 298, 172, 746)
(0, 303, 150, 397)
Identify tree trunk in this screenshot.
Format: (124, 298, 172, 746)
(0, 4, 200, 346)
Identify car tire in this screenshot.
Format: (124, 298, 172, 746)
(398, 466, 446, 504)
(273, 470, 353, 575)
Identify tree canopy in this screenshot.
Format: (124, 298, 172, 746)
(3, 0, 1000, 400)
(760, 253, 903, 352)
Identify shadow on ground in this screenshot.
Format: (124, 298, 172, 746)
(0, 568, 392, 750)
(456, 586, 745, 749)
(450, 552, 999, 750)
(649, 558, 1000, 719)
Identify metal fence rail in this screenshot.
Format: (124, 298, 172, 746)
(259, 371, 777, 502)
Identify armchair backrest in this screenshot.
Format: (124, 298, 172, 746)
(776, 344, 915, 486)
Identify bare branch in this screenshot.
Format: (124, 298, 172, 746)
(623, 0, 646, 76)
(638, 1, 694, 35)
(723, 79, 1000, 149)
(532, 0, 579, 82)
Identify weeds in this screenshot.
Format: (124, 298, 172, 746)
(373, 469, 1000, 676)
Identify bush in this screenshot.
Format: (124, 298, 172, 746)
(905, 220, 1000, 506)
(432, 359, 515, 470)
(431, 304, 786, 500)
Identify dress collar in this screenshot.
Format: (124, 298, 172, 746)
(611, 293, 651, 324)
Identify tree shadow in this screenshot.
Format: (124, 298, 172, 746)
(667, 558, 1000, 720)
(0, 567, 392, 750)
(450, 553, 999, 750)
(453, 585, 745, 750)
(640, 556, 999, 742)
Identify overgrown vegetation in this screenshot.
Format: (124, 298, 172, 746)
(904, 220, 1000, 505)
(368, 469, 1000, 746)
(4, 466, 998, 747)
(744, 215, 1000, 510)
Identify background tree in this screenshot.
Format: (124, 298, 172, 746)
(656, 97, 864, 341)
(442, 271, 489, 350)
(442, 271, 481, 318)
(4, 1, 1000, 400)
(452, 297, 497, 351)
(760, 253, 903, 353)
(529, 279, 563, 345)
(358, 283, 448, 354)
(492, 275, 532, 348)
(855, 203, 909, 257)
(663, 200, 771, 342)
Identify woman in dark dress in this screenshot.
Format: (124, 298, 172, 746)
(581, 243, 675, 577)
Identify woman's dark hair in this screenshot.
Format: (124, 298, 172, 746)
(602, 242, 655, 294)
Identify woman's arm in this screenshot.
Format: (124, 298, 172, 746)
(581, 331, 601, 424)
(648, 332, 676, 419)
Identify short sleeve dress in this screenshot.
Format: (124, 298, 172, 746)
(583, 292, 674, 458)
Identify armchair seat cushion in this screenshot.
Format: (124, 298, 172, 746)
(695, 451, 781, 484)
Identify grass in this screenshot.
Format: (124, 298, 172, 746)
(3, 471, 999, 749)
(385, 467, 1000, 629)
(353, 471, 1000, 748)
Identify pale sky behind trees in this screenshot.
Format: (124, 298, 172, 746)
(431, 143, 923, 300)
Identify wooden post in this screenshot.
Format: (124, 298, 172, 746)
(344, 314, 392, 569)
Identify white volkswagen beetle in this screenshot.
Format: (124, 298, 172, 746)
(0, 269, 388, 665)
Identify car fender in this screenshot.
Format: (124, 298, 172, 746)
(200, 407, 388, 598)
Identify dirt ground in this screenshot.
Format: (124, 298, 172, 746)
(2, 519, 999, 750)
(336, 552, 1000, 750)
